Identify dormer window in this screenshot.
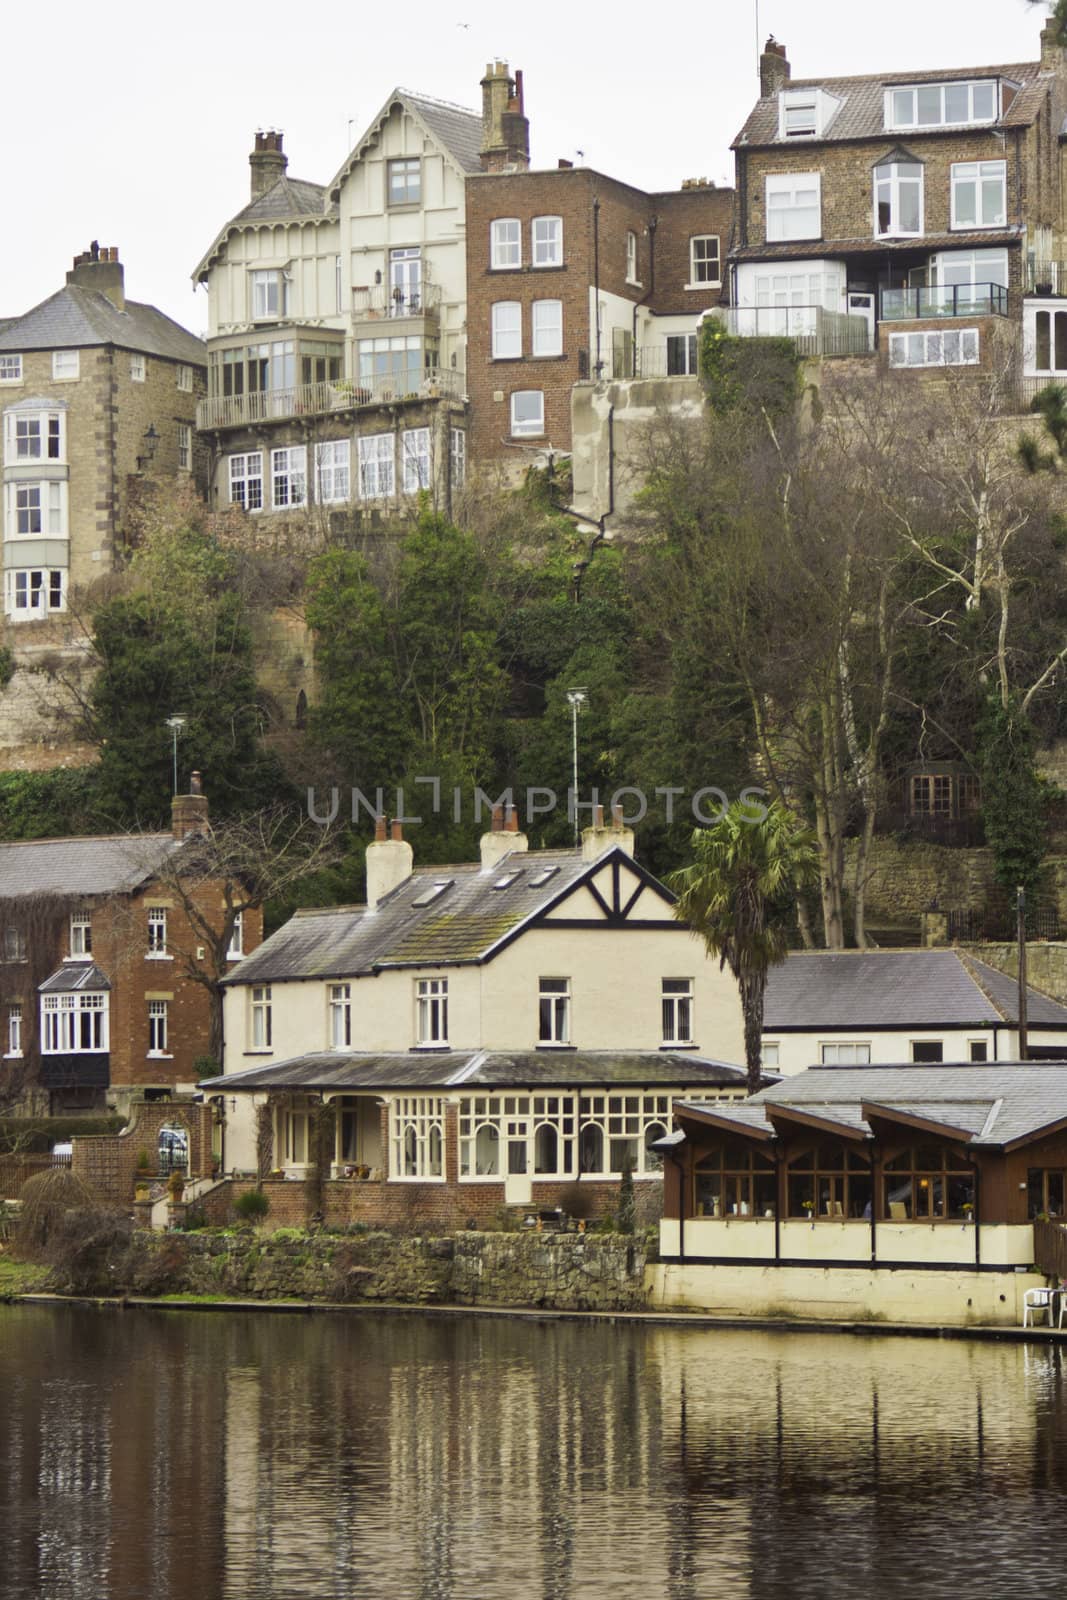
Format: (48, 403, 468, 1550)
(885, 80, 998, 132)
(779, 88, 841, 140)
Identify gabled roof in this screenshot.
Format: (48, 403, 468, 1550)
(763, 950, 1067, 1032)
(677, 1063, 1067, 1150)
(326, 87, 483, 202)
(192, 174, 335, 282)
(202, 1049, 746, 1095)
(0, 285, 205, 365)
(223, 844, 676, 985)
(0, 833, 180, 900)
(734, 58, 1043, 149)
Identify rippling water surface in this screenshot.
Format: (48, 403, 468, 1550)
(2, 1306, 1067, 1599)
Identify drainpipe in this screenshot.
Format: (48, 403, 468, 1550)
(631, 216, 657, 377)
(593, 195, 602, 378)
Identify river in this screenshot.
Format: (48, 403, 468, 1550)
(1, 1305, 1065, 1599)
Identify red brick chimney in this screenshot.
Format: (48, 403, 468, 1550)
(66, 241, 125, 310)
(760, 37, 790, 98)
(250, 130, 288, 200)
(480, 62, 530, 172)
(172, 771, 210, 842)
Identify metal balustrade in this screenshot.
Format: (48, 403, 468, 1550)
(880, 282, 1008, 320)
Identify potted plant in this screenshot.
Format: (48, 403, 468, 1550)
(803, 1198, 815, 1229)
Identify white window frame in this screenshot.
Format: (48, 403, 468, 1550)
(3, 567, 66, 619)
(950, 160, 1007, 231)
(932, 248, 1009, 293)
(0, 355, 22, 384)
(532, 299, 563, 357)
(765, 174, 821, 243)
(779, 91, 819, 139)
(177, 423, 191, 471)
(510, 389, 544, 437)
(387, 156, 421, 206)
(5, 1003, 22, 1058)
(885, 80, 998, 132)
(532, 216, 563, 267)
(401, 428, 431, 494)
(415, 977, 448, 1047)
(148, 999, 169, 1057)
(662, 979, 694, 1046)
(450, 428, 466, 490)
(390, 1095, 446, 1180)
(129, 353, 146, 383)
(315, 439, 350, 504)
(459, 1092, 580, 1181)
(69, 913, 92, 958)
(250, 985, 272, 1050)
(874, 161, 924, 239)
(358, 433, 395, 498)
(41, 992, 108, 1053)
(52, 351, 79, 381)
(251, 270, 287, 321)
(579, 1092, 673, 1178)
(176, 364, 193, 392)
(626, 230, 638, 284)
(5, 480, 67, 539)
(538, 978, 571, 1046)
(146, 907, 168, 957)
(888, 328, 980, 368)
(271, 445, 307, 509)
(491, 219, 522, 270)
(761, 1041, 780, 1067)
(819, 1041, 872, 1065)
(328, 983, 352, 1049)
(229, 452, 264, 512)
(227, 912, 244, 960)
(491, 301, 522, 359)
(4, 408, 65, 465)
(688, 236, 722, 288)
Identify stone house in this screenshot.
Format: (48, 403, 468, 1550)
(191, 75, 499, 530)
(651, 1062, 1067, 1326)
(728, 25, 1067, 381)
(204, 808, 749, 1228)
(0, 243, 206, 627)
(0, 780, 261, 1117)
(760, 949, 1067, 1075)
(465, 158, 733, 470)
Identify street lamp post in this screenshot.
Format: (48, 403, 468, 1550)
(164, 714, 188, 798)
(565, 688, 588, 847)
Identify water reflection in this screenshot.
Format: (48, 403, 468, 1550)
(2, 1308, 1067, 1598)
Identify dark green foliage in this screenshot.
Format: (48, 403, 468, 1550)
(0, 769, 103, 840)
(0, 648, 13, 690)
(977, 699, 1048, 897)
(617, 1150, 635, 1235)
(235, 1188, 271, 1223)
(699, 319, 801, 417)
(0, 1116, 126, 1155)
(1021, 383, 1067, 471)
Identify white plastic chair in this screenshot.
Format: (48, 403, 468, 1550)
(1023, 1286, 1055, 1327)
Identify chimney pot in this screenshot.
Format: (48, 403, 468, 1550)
(611, 803, 623, 828)
(505, 806, 519, 833)
(374, 815, 387, 842)
(760, 36, 790, 97)
(594, 804, 605, 828)
(491, 804, 504, 833)
(390, 818, 403, 842)
(366, 818, 414, 908)
(190, 770, 202, 795)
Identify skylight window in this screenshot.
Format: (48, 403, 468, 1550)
(493, 873, 522, 890)
(527, 866, 560, 888)
(411, 880, 453, 908)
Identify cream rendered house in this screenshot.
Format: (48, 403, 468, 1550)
(206, 811, 749, 1227)
(193, 84, 488, 517)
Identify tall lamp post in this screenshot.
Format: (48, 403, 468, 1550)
(165, 714, 188, 798)
(565, 688, 588, 847)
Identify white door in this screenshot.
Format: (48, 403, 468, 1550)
(389, 249, 422, 316)
(847, 291, 875, 350)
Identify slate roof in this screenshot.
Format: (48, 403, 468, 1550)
(201, 1050, 747, 1095)
(734, 59, 1044, 149)
(677, 1063, 1067, 1149)
(0, 834, 180, 900)
(230, 176, 328, 225)
(326, 88, 483, 202)
(223, 845, 668, 985)
(0, 285, 205, 365)
(763, 950, 1067, 1032)
(38, 962, 111, 994)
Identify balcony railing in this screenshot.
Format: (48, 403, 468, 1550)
(716, 305, 873, 356)
(878, 808, 986, 848)
(1025, 260, 1067, 296)
(196, 368, 464, 430)
(351, 282, 442, 321)
(880, 282, 1008, 320)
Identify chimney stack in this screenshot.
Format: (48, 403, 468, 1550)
(480, 62, 530, 172)
(1042, 21, 1066, 69)
(66, 241, 125, 310)
(250, 130, 288, 200)
(759, 37, 790, 98)
(480, 802, 529, 869)
(172, 772, 210, 842)
(581, 802, 635, 863)
(366, 817, 414, 909)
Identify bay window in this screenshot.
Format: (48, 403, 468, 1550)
(4, 408, 64, 463)
(41, 991, 108, 1053)
(5, 481, 67, 538)
(874, 161, 923, 237)
(4, 568, 65, 619)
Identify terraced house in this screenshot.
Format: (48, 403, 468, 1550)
(728, 23, 1067, 386)
(207, 809, 749, 1228)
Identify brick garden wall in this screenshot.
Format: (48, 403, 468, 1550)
(72, 1099, 215, 1204)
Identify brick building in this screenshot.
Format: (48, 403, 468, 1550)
(0, 243, 206, 626)
(0, 779, 262, 1117)
(728, 25, 1067, 375)
(465, 158, 733, 467)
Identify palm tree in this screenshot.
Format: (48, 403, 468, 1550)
(669, 799, 819, 1095)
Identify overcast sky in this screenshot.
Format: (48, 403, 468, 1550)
(3, 0, 1049, 335)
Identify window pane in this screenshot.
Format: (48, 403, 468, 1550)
(944, 83, 969, 123)
(892, 89, 914, 125)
